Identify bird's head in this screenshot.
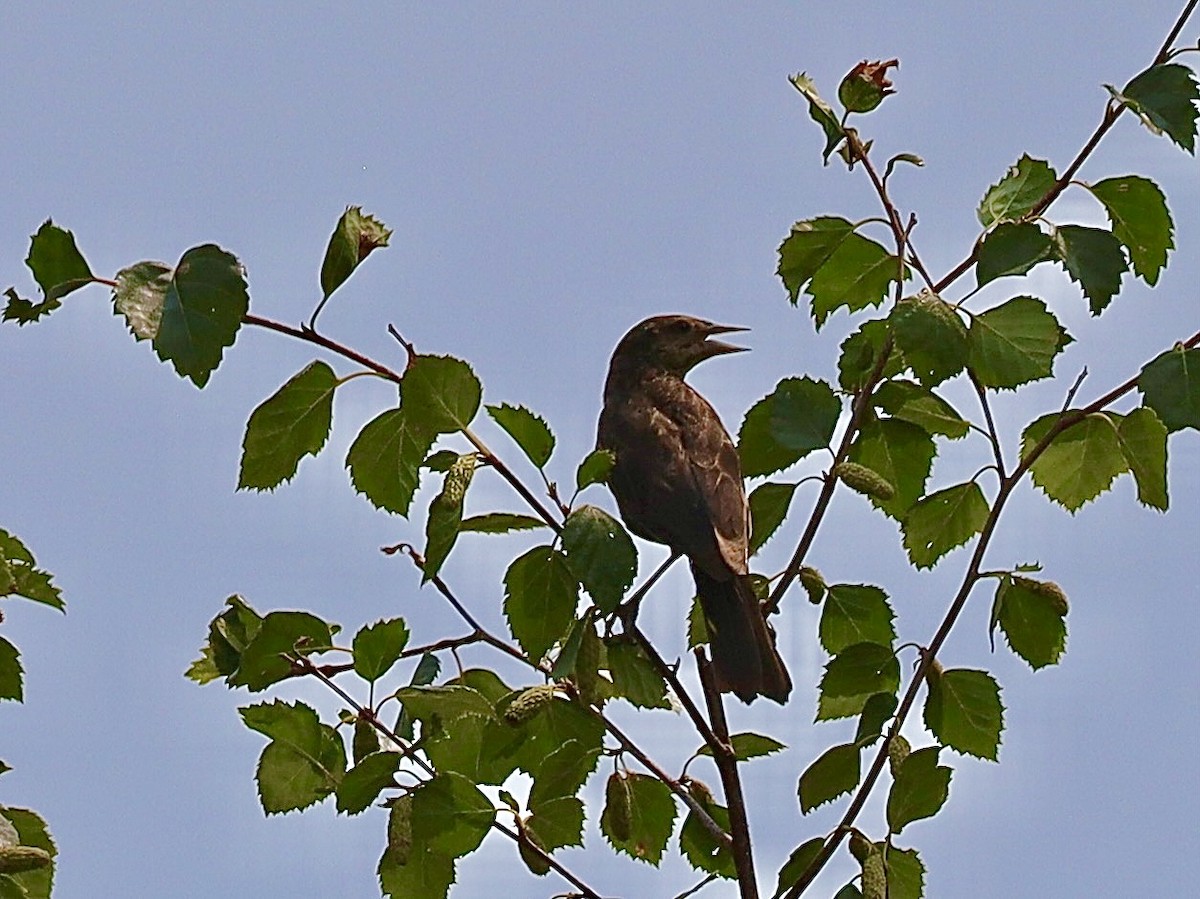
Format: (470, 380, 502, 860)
(611, 314, 748, 375)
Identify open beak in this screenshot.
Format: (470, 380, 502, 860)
(702, 322, 750, 356)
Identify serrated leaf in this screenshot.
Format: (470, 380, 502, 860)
(771, 838, 826, 899)
(601, 773, 676, 865)
(679, 790, 735, 878)
(486, 403, 555, 468)
(561, 505, 636, 614)
(798, 743, 861, 813)
(777, 217, 857, 303)
(422, 453, 477, 582)
(0, 806, 55, 898)
(820, 584, 896, 655)
(336, 751, 403, 815)
(1108, 63, 1200, 153)
(1023, 412, 1127, 512)
(605, 639, 670, 709)
(422, 449, 459, 472)
(410, 772, 494, 857)
(239, 361, 338, 490)
(808, 233, 902, 327)
(458, 512, 546, 534)
(231, 611, 333, 691)
(967, 296, 1072, 389)
(821, 642, 900, 699)
(854, 692, 898, 745)
(838, 318, 905, 392)
(789, 73, 846, 161)
(503, 546, 579, 662)
(888, 291, 968, 387)
(25, 219, 94, 310)
(346, 407, 435, 516)
(576, 448, 615, 490)
(0, 531, 64, 611)
(901, 482, 989, 569)
(884, 847, 926, 899)
(923, 668, 1003, 760)
(1089, 176, 1174, 285)
(739, 376, 841, 476)
(1138, 346, 1200, 432)
(353, 618, 411, 682)
(748, 482, 798, 555)
(1052, 225, 1128, 314)
(377, 841, 455, 899)
(113, 244, 249, 388)
(886, 746, 951, 833)
(975, 222, 1054, 286)
(874, 380, 968, 439)
(0, 639, 22, 702)
(697, 732, 787, 762)
(320, 206, 391, 299)
(995, 577, 1067, 670)
(848, 418, 935, 519)
(403, 355, 482, 434)
(977, 155, 1056, 226)
(241, 700, 346, 813)
(1114, 407, 1168, 510)
(3, 285, 59, 325)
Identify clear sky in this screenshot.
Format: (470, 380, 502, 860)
(3, 2, 1197, 897)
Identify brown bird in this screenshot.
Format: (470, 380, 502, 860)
(597, 314, 792, 704)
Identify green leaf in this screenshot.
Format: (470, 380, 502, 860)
(576, 448, 615, 490)
(1023, 412, 1127, 512)
(854, 692, 898, 746)
(377, 840, 454, 899)
(884, 847, 926, 899)
(923, 668, 1004, 760)
(888, 291, 968, 387)
(319, 206, 391, 299)
(0, 531, 64, 611)
(191, 595, 262, 682)
(422, 453, 477, 581)
(346, 407, 435, 516)
(748, 482, 798, 555)
(410, 772, 494, 857)
(0, 806, 55, 899)
(240, 700, 346, 813)
(900, 482, 989, 569)
(967, 296, 1072, 389)
(353, 618, 411, 682)
(771, 838, 826, 899)
(838, 318, 904, 392)
(1107, 63, 1200, 153)
(1138, 346, 1200, 432)
(238, 361, 338, 490)
(808, 233, 901, 327)
(848, 418, 935, 519)
(798, 743, 861, 813)
(994, 577, 1067, 670)
(25, 219, 94, 309)
(403, 355, 482, 434)
(336, 751, 403, 815)
(0, 639, 22, 702)
(422, 449, 459, 472)
(886, 746, 952, 833)
(776, 217, 857, 303)
(788, 73, 846, 162)
(503, 546, 579, 662)
(679, 788, 735, 878)
(605, 638, 670, 709)
(820, 584, 896, 655)
(485, 404, 555, 468)
(977, 154, 1056, 226)
(113, 244, 249, 388)
(975, 222, 1053, 286)
(738, 377, 841, 477)
(1114, 407, 1168, 510)
(1052, 225, 1128, 315)
(697, 732, 787, 762)
(526, 741, 598, 851)
(458, 512, 547, 534)
(601, 773, 676, 865)
(231, 611, 334, 691)
(821, 642, 900, 699)
(1088, 176, 1174, 285)
(561, 505, 637, 614)
(874, 379, 968, 439)
(3, 285, 58, 325)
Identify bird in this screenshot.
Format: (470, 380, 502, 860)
(597, 314, 792, 704)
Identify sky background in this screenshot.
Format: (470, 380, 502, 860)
(3, 2, 1198, 897)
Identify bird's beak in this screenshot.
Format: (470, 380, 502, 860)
(702, 323, 750, 356)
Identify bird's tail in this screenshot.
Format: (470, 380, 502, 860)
(692, 565, 792, 704)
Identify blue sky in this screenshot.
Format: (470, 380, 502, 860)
(3, 3, 1198, 897)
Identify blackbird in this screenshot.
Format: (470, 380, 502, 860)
(597, 314, 791, 704)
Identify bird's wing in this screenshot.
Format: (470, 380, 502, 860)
(680, 395, 750, 577)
